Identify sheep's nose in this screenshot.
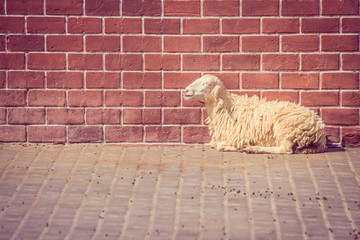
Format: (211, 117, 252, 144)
(184, 89, 189, 94)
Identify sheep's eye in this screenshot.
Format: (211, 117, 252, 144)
(202, 82, 210, 87)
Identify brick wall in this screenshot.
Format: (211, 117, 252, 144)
(0, 0, 359, 146)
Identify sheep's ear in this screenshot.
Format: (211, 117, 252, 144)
(211, 85, 221, 100)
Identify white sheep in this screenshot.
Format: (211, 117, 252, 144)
(183, 74, 327, 154)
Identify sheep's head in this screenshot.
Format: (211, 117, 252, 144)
(183, 75, 224, 103)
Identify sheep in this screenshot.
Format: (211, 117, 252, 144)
(183, 74, 327, 154)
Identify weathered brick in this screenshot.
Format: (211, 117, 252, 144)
(282, 0, 319, 16)
(281, 73, 319, 89)
(85, 0, 119, 16)
(321, 108, 359, 125)
(8, 71, 44, 89)
(301, 18, 339, 33)
(123, 72, 161, 89)
(8, 108, 45, 124)
(7, 0, 43, 14)
(28, 90, 66, 106)
(145, 126, 181, 143)
(46, 0, 82, 15)
(144, 18, 180, 34)
(301, 92, 339, 106)
(27, 17, 65, 34)
(321, 35, 359, 51)
(105, 18, 142, 34)
(86, 72, 120, 89)
(47, 108, 84, 124)
(122, 0, 161, 16)
(326, 126, 340, 143)
(47, 72, 83, 89)
(123, 36, 161, 52)
(301, 54, 339, 71)
(222, 19, 260, 34)
(342, 92, 360, 107)
(203, 0, 239, 16)
(27, 53, 65, 70)
(342, 54, 360, 70)
(322, 0, 359, 15)
(0, 126, 26, 142)
(28, 126, 66, 143)
(163, 72, 201, 89)
(7, 35, 44, 51)
(281, 35, 319, 52)
(68, 126, 103, 143)
(262, 91, 299, 103)
(183, 18, 219, 34)
(203, 36, 239, 52)
(342, 17, 360, 33)
(0, 35, 4, 51)
(222, 54, 260, 70)
(183, 126, 211, 143)
(262, 18, 299, 33)
(0, 72, 4, 88)
(86, 36, 120, 52)
(342, 127, 360, 147)
(105, 126, 143, 142)
(182, 54, 220, 71)
(164, 36, 201, 52)
(0, 53, 25, 69)
(241, 73, 279, 89)
(163, 108, 201, 124)
(123, 108, 161, 124)
(0, 17, 24, 33)
(144, 54, 180, 71)
(68, 54, 102, 70)
(321, 72, 359, 89)
(0, 90, 26, 106)
(241, 36, 279, 52)
(163, 0, 200, 16)
(68, 90, 102, 107)
(145, 91, 181, 107)
(105, 90, 143, 107)
(105, 54, 142, 70)
(86, 108, 121, 124)
(47, 35, 83, 52)
(68, 17, 102, 34)
(242, 0, 278, 16)
(262, 54, 298, 71)
(0, 107, 5, 124)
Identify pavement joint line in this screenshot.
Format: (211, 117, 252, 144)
(345, 151, 360, 186)
(0, 147, 42, 219)
(304, 155, 335, 240)
(243, 153, 256, 240)
(284, 155, 308, 240)
(222, 151, 230, 240)
(10, 146, 66, 240)
(197, 148, 205, 240)
(263, 154, 282, 240)
(37, 146, 85, 239)
(119, 147, 145, 240)
(325, 152, 359, 237)
(0, 148, 22, 182)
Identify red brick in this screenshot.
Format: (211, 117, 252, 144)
(145, 91, 181, 107)
(342, 54, 360, 70)
(8, 108, 45, 124)
(342, 17, 360, 33)
(144, 54, 180, 71)
(0, 108, 5, 124)
(145, 126, 181, 143)
(222, 54, 260, 71)
(242, 0, 279, 16)
(301, 92, 339, 106)
(105, 18, 142, 34)
(47, 35, 83, 52)
(0, 126, 26, 142)
(281, 0, 319, 16)
(164, 36, 201, 52)
(0, 17, 24, 33)
(262, 18, 299, 33)
(262, 91, 299, 103)
(301, 54, 339, 71)
(105, 90, 143, 107)
(46, 0, 82, 15)
(301, 18, 339, 33)
(163, 108, 201, 124)
(144, 18, 180, 34)
(183, 18, 219, 34)
(105, 126, 143, 142)
(231, 91, 261, 98)
(86, 72, 121, 89)
(123, 108, 161, 124)
(7, 35, 44, 51)
(0, 72, 4, 88)
(85, 0, 119, 16)
(8, 71, 44, 89)
(47, 108, 84, 124)
(0, 35, 4, 51)
(27, 53, 65, 70)
(322, 0, 359, 15)
(203, 0, 239, 16)
(85, 34, 120, 52)
(123, 36, 161, 52)
(28, 90, 65, 106)
(321, 72, 359, 89)
(163, 72, 201, 89)
(183, 126, 211, 144)
(222, 19, 260, 34)
(105, 54, 142, 70)
(0, 0, 3, 14)
(0, 90, 26, 106)
(28, 126, 66, 143)
(262, 54, 298, 71)
(68, 126, 103, 143)
(68, 54, 102, 70)
(122, 0, 161, 16)
(281, 73, 319, 89)
(7, 0, 43, 14)
(68, 90, 102, 107)
(182, 98, 204, 107)
(183, 54, 220, 71)
(68, 17, 102, 34)
(321, 108, 359, 125)
(241, 73, 279, 89)
(164, 0, 200, 16)
(342, 92, 360, 106)
(342, 127, 360, 147)
(321, 35, 359, 52)
(0, 53, 25, 69)
(27, 17, 65, 34)
(86, 108, 121, 124)
(203, 36, 239, 52)
(47, 72, 83, 89)
(123, 72, 161, 89)
(241, 36, 279, 52)
(326, 126, 340, 143)
(281, 35, 319, 52)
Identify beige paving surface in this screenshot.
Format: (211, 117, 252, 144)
(0, 144, 359, 240)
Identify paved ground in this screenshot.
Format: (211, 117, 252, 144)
(0, 144, 359, 240)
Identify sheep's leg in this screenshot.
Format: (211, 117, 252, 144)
(244, 142, 293, 154)
(216, 141, 238, 152)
